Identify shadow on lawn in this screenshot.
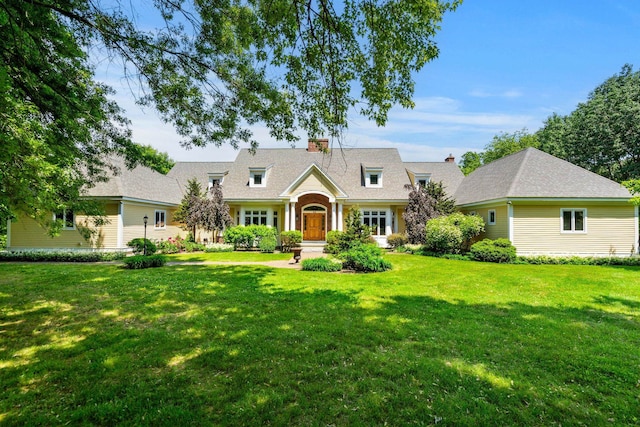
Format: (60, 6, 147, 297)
(1, 264, 639, 425)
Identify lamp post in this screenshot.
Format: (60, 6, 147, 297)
(143, 215, 148, 255)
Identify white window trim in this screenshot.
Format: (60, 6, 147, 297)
(560, 208, 587, 234)
(361, 208, 390, 236)
(154, 209, 167, 230)
(54, 209, 75, 230)
(208, 174, 225, 188)
(488, 209, 496, 226)
(415, 174, 431, 188)
(249, 168, 267, 187)
(365, 168, 383, 188)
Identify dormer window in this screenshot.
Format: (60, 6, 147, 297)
(208, 173, 226, 188)
(415, 174, 431, 188)
(249, 167, 268, 187)
(364, 166, 383, 188)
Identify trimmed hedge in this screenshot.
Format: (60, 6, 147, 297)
(127, 238, 157, 255)
(470, 238, 517, 263)
(122, 254, 167, 269)
(387, 233, 408, 249)
(301, 257, 343, 272)
(518, 255, 640, 266)
(340, 244, 392, 273)
(259, 236, 277, 253)
(280, 230, 302, 252)
(224, 225, 277, 250)
(0, 250, 126, 262)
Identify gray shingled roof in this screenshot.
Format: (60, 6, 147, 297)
(169, 148, 462, 202)
(403, 162, 465, 194)
(167, 161, 234, 194)
(454, 147, 632, 205)
(87, 157, 183, 205)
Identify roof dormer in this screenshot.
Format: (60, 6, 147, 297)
(249, 165, 272, 187)
(362, 165, 383, 188)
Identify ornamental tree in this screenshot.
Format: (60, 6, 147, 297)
(403, 181, 456, 244)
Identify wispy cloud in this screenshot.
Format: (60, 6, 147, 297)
(469, 89, 523, 98)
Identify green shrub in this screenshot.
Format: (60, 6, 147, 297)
(340, 244, 392, 273)
(470, 238, 517, 263)
(518, 255, 640, 266)
(156, 240, 179, 254)
(224, 225, 277, 249)
(0, 235, 6, 250)
(122, 254, 166, 269)
(301, 257, 342, 272)
(183, 241, 205, 252)
(387, 233, 408, 249)
(259, 236, 277, 253)
(280, 230, 302, 252)
(204, 243, 234, 252)
(424, 213, 484, 254)
(127, 238, 157, 255)
(0, 250, 126, 262)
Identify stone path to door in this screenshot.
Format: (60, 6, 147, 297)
(167, 250, 327, 270)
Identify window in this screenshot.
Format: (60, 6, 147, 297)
(208, 172, 226, 188)
(561, 209, 586, 233)
(155, 210, 166, 229)
(364, 167, 383, 188)
(362, 210, 387, 236)
(488, 209, 496, 225)
(250, 168, 267, 187)
(54, 210, 75, 230)
(245, 210, 268, 226)
(273, 211, 278, 229)
(415, 174, 431, 188)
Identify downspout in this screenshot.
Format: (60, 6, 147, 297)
(507, 201, 514, 244)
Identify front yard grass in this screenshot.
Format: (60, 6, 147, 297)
(1, 254, 639, 425)
(166, 250, 292, 262)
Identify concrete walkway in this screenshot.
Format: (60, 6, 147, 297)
(167, 250, 327, 270)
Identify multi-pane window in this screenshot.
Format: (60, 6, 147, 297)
(245, 210, 268, 226)
(561, 209, 586, 232)
(155, 210, 166, 229)
(253, 173, 263, 185)
(369, 174, 379, 185)
(54, 210, 75, 229)
(365, 168, 383, 187)
(362, 210, 387, 236)
(273, 211, 278, 229)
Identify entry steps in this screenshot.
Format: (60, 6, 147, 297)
(300, 241, 326, 252)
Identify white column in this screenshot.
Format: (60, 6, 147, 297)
(331, 202, 337, 231)
(508, 202, 514, 243)
(290, 202, 296, 231)
(240, 209, 246, 226)
(284, 203, 290, 231)
(117, 202, 124, 249)
(337, 203, 344, 231)
(386, 208, 393, 235)
(393, 208, 399, 233)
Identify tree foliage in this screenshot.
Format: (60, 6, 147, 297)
(202, 183, 234, 239)
(402, 181, 456, 244)
(459, 129, 539, 175)
(1, 0, 460, 232)
(173, 178, 206, 239)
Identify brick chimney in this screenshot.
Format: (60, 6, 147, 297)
(307, 138, 329, 153)
(444, 153, 455, 163)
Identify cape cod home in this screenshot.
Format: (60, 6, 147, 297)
(6, 140, 638, 256)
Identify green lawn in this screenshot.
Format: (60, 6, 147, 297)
(1, 254, 639, 425)
(167, 250, 292, 262)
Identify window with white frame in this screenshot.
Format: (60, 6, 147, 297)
(155, 210, 166, 229)
(415, 174, 431, 188)
(561, 208, 586, 233)
(362, 210, 387, 236)
(208, 174, 224, 188)
(245, 210, 268, 226)
(364, 167, 383, 188)
(488, 209, 496, 225)
(249, 168, 267, 187)
(273, 211, 278, 229)
(54, 209, 75, 230)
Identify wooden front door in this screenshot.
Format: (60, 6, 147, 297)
(303, 213, 325, 240)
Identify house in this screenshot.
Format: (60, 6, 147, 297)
(166, 139, 463, 247)
(454, 147, 638, 257)
(6, 141, 638, 256)
(7, 157, 184, 250)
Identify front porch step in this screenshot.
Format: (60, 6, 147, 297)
(300, 241, 326, 252)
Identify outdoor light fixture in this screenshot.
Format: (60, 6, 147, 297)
(143, 215, 148, 255)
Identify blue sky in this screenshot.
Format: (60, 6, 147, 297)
(103, 0, 640, 163)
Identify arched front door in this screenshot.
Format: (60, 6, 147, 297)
(303, 205, 326, 241)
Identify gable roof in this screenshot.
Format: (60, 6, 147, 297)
(454, 147, 632, 205)
(167, 161, 234, 194)
(87, 157, 183, 205)
(279, 163, 349, 200)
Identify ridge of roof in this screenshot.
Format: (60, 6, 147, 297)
(506, 148, 532, 197)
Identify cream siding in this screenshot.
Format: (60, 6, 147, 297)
(291, 173, 333, 198)
(512, 204, 637, 256)
(122, 203, 183, 245)
(9, 202, 121, 250)
(461, 206, 510, 241)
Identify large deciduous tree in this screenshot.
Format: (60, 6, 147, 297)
(202, 183, 234, 242)
(403, 181, 456, 244)
(1, 0, 460, 232)
(459, 129, 539, 175)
